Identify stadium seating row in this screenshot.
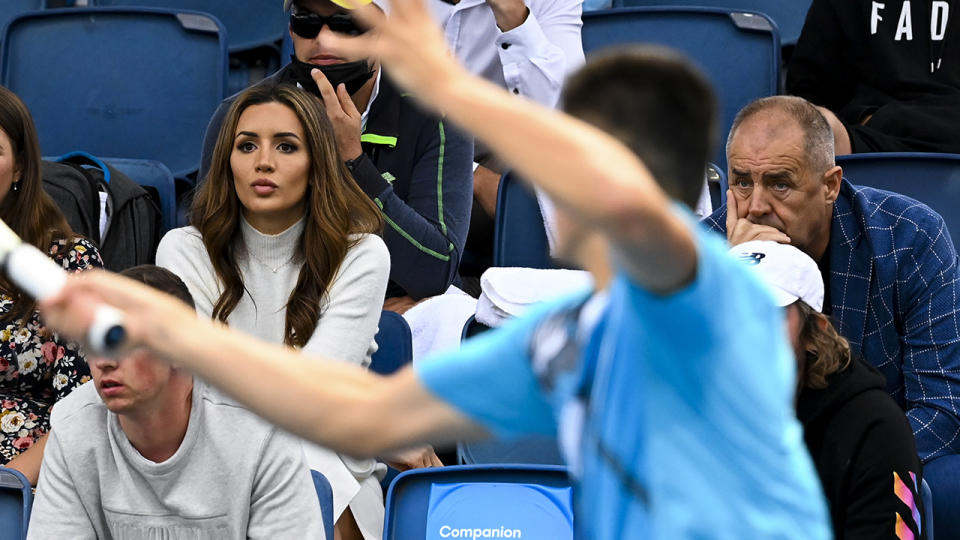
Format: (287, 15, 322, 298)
(2, 463, 577, 540)
(0, 5, 782, 185)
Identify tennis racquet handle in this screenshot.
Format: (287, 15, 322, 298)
(5, 243, 126, 354)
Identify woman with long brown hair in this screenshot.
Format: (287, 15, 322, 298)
(0, 85, 103, 483)
(156, 83, 390, 540)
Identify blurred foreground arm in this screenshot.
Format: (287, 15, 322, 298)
(39, 272, 479, 457)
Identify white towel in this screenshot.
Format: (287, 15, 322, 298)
(403, 285, 477, 363)
(476, 267, 594, 327)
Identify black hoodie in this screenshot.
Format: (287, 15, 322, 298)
(798, 356, 925, 539)
(787, 0, 960, 153)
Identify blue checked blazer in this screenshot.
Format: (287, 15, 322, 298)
(704, 180, 960, 463)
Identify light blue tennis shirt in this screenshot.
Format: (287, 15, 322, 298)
(416, 220, 831, 539)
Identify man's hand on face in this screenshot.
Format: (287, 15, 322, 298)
(311, 68, 364, 161)
(486, 0, 530, 32)
(725, 189, 791, 246)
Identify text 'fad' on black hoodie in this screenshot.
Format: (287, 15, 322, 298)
(797, 356, 925, 540)
(787, 0, 960, 151)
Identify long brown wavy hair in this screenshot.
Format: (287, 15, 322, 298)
(795, 301, 852, 389)
(0, 86, 75, 324)
(192, 83, 382, 348)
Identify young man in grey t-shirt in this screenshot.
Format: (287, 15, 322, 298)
(28, 266, 325, 540)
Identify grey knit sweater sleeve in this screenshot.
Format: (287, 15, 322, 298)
(301, 234, 390, 367)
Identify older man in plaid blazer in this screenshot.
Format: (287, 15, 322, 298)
(704, 95, 960, 535)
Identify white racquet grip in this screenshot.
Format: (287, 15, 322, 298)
(5, 243, 125, 355)
(88, 305, 127, 354)
(6, 244, 66, 301)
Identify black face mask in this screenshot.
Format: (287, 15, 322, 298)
(286, 56, 374, 98)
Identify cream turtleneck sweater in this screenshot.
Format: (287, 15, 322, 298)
(156, 216, 390, 367)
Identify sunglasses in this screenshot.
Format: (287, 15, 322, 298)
(289, 10, 366, 39)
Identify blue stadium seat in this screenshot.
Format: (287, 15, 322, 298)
(0, 1, 44, 44)
(101, 157, 177, 234)
(91, 0, 287, 53)
(0, 467, 32, 540)
(921, 477, 934, 540)
(706, 162, 726, 211)
(612, 0, 812, 45)
(310, 470, 334, 540)
(494, 171, 554, 269)
(383, 465, 574, 540)
(370, 311, 412, 376)
(369, 310, 413, 493)
(460, 315, 489, 342)
(582, 7, 780, 169)
(90, 0, 285, 94)
(836, 153, 960, 252)
(0, 8, 228, 180)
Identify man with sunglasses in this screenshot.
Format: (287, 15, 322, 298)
(200, 0, 474, 313)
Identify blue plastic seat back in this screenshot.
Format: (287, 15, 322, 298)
(836, 153, 960, 253)
(706, 161, 727, 211)
(0, 8, 228, 180)
(0, 0, 44, 44)
(612, 0, 811, 45)
(582, 7, 780, 169)
(921, 477, 934, 540)
(494, 171, 554, 269)
(99, 157, 177, 234)
(310, 470, 334, 540)
(91, 0, 287, 52)
(0, 467, 32, 540)
(371, 310, 412, 376)
(460, 315, 489, 342)
(384, 464, 573, 540)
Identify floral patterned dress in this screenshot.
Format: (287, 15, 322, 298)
(0, 238, 102, 462)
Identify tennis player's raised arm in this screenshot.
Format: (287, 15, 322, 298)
(38, 272, 481, 456)
(329, 0, 696, 292)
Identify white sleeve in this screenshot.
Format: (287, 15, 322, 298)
(27, 430, 98, 540)
(155, 228, 220, 318)
(302, 234, 390, 367)
(247, 430, 326, 540)
(496, 0, 586, 107)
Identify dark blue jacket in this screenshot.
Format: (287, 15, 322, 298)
(200, 66, 474, 300)
(704, 180, 960, 463)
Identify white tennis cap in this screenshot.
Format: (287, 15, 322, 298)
(729, 240, 824, 312)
